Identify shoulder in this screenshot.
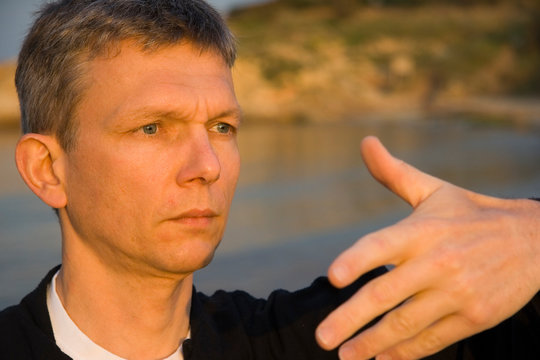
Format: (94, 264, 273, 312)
(0, 303, 71, 359)
(197, 267, 386, 315)
(195, 267, 386, 328)
(0, 265, 69, 360)
(189, 268, 386, 360)
(0, 303, 34, 358)
(0, 303, 25, 328)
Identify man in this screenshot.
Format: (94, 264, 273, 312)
(0, 0, 538, 359)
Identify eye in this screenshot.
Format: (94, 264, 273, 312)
(141, 123, 158, 135)
(214, 122, 234, 134)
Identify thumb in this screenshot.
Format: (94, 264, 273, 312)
(361, 136, 444, 208)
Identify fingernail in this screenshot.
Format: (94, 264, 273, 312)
(316, 326, 334, 348)
(331, 264, 348, 284)
(338, 344, 355, 360)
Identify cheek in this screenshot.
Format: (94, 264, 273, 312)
(65, 147, 159, 234)
(220, 145, 240, 196)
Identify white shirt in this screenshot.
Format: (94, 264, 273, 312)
(46, 271, 186, 360)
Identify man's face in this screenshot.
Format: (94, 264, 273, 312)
(61, 42, 241, 276)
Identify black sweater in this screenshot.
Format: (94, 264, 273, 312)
(1, 265, 538, 359)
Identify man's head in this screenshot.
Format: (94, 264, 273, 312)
(15, 0, 242, 276)
(16, 0, 236, 151)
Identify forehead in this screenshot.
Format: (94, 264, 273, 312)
(77, 41, 237, 126)
(89, 40, 232, 82)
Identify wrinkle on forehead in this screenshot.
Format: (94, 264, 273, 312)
(75, 41, 238, 131)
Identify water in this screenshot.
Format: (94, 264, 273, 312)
(1, 117, 539, 308)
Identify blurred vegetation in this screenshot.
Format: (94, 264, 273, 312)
(0, 62, 19, 129)
(228, 0, 540, 122)
(1, 0, 539, 127)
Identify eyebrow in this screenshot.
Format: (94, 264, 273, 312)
(209, 107, 244, 125)
(121, 106, 243, 125)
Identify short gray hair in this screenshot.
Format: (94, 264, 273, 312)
(15, 0, 237, 151)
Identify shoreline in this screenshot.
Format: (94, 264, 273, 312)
(2, 95, 540, 130)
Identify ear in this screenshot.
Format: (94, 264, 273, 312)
(15, 133, 68, 209)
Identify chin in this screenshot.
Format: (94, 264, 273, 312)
(157, 237, 221, 275)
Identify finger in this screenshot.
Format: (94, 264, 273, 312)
(328, 217, 427, 288)
(317, 257, 435, 350)
(360, 136, 444, 208)
(328, 230, 401, 288)
(337, 290, 457, 360)
(377, 314, 475, 360)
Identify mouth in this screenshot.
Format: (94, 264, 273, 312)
(169, 209, 219, 227)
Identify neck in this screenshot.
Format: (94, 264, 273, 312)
(57, 246, 192, 360)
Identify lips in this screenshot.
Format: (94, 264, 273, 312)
(169, 209, 219, 227)
(176, 208, 218, 218)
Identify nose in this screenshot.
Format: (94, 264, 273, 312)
(176, 131, 221, 185)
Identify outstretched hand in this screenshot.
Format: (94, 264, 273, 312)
(316, 136, 540, 359)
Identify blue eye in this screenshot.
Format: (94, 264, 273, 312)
(142, 124, 158, 135)
(215, 123, 232, 134)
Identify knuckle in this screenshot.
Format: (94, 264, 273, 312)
(388, 329, 446, 359)
(464, 302, 492, 327)
(417, 329, 444, 355)
(365, 233, 389, 253)
(386, 346, 417, 360)
(388, 310, 416, 335)
(367, 279, 394, 305)
(340, 306, 360, 329)
(392, 350, 416, 360)
(333, 301, 363, 332)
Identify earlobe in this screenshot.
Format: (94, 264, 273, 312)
(15, 134, 68, 209)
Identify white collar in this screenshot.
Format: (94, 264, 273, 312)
(46, 270, 185, 360)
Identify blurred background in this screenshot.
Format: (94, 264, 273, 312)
(1, 0, 539, 308)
